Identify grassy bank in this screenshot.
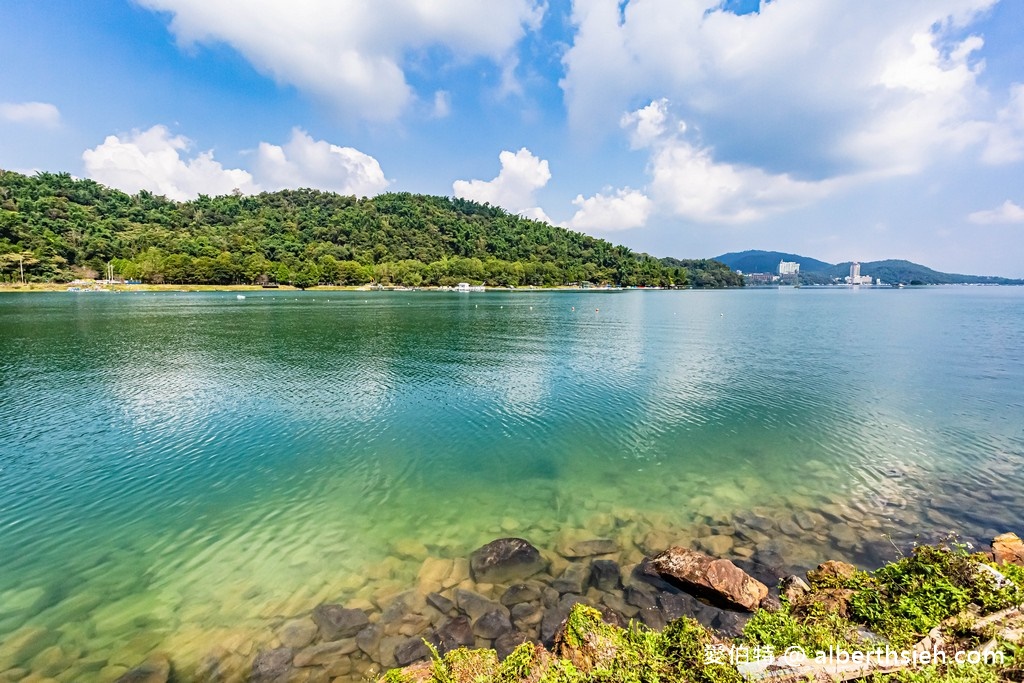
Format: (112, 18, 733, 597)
(382, 542, 1024, 683)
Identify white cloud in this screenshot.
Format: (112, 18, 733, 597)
(82, 125, 257, 201)
(982, 83, 1024, 164)
(253, 128, 388, 197)
(563, 0, 1000, 178)
(566, 188, 651, 231)
(519, 206, 555, 224)
(0, 101, 61, 127)
(138, 0, 544, 121)
(621, 99, 671, 150)
(82, 125, 388, 201)
(453, 148, 551, 218)
(968, 200, 1024, 225)
(622, 100, 842, 223)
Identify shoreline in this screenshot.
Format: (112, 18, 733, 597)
(93, 532, 1024, 682)
(0, 283, 642, 293)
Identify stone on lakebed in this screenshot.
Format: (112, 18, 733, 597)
(469, 538, 546, 584)
(113, 654, 171, 683)
(311, 603, 370, 641)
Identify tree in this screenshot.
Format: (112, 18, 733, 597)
(292, 261, 320, 290)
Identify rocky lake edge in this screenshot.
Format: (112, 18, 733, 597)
(6, 530, 1022, 683)
(203, 533, 1024, 681)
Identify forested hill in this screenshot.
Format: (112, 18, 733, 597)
(715, 249, 1023, 285)
(0, 170, 741, 288)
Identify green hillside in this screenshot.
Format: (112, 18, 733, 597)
(828, 260, 1024, 285)
(715, 249, 1023, 285)
(0, 170, 741, 288)
(713, 249, 834, 273)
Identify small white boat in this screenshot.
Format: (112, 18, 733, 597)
(236, 294, 246, 300)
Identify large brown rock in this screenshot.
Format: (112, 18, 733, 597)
(469, 538, 545, 584)
(993, 533, 1024, 566)
(649, 546, 768, 612)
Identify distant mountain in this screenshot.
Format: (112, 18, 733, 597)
(828, 260, 1024, 286)
(713, 250, 1024, 285)
(714, 250, 834, 273)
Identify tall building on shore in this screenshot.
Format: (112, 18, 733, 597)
(779, 260, 800, 276)
(850, 262, 861, 281)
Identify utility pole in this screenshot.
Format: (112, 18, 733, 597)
(19, 254, 24, 284)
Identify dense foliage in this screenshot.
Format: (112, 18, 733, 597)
(0, 170, 742, 288)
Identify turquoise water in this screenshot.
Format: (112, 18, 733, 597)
(1, 287, 1022, 679)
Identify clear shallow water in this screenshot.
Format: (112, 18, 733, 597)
(1, 287, 1022, 679)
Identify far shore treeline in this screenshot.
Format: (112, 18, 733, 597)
(0, 170, 742, 288)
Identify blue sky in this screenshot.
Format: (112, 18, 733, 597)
(2, 0, 1023, 276)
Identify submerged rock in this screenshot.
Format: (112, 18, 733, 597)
(551, 563, 590, 595)
(250, 648, 293, 683)
(114, 654, 171, 683)
(426, 592, 455, 614)
(650, 546, 768, 612)
(278, 618, 318, 649)
(473, 609, 513, 639)
(311, 604, 369, 641)
(433, 616, 475, 653)
(501, 583, 542, 606)
(697, 535, 734, 556)
(454, 588, 505, 621)
(557, 538, 619, 559)
(511, 601, 544, 629)
(293, 639, 358, 667)
(469, 538, 546, 584)
(589, 560, 622, 592)
(355, 624, 383, 657)
(394, 637, 431, 666)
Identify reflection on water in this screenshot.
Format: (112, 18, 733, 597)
(0, 288, 1022, 679)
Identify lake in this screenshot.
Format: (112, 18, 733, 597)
(1, 287, 1022, 680)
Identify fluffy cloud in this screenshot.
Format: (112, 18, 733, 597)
(623, 100, 841, 223)
(621, 99, 671, 150)
(562, 0, 1000, 179)
(968, 200, 1024, 224)
(254, 128, 388, 197)
(566, 189, 651, 231)
(138, 0, 544, 121)
(0, 101, 61, 127)
(83, 125, 387, 201)
(453, 148, 551, 218)
(83, 125, 257, 201)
